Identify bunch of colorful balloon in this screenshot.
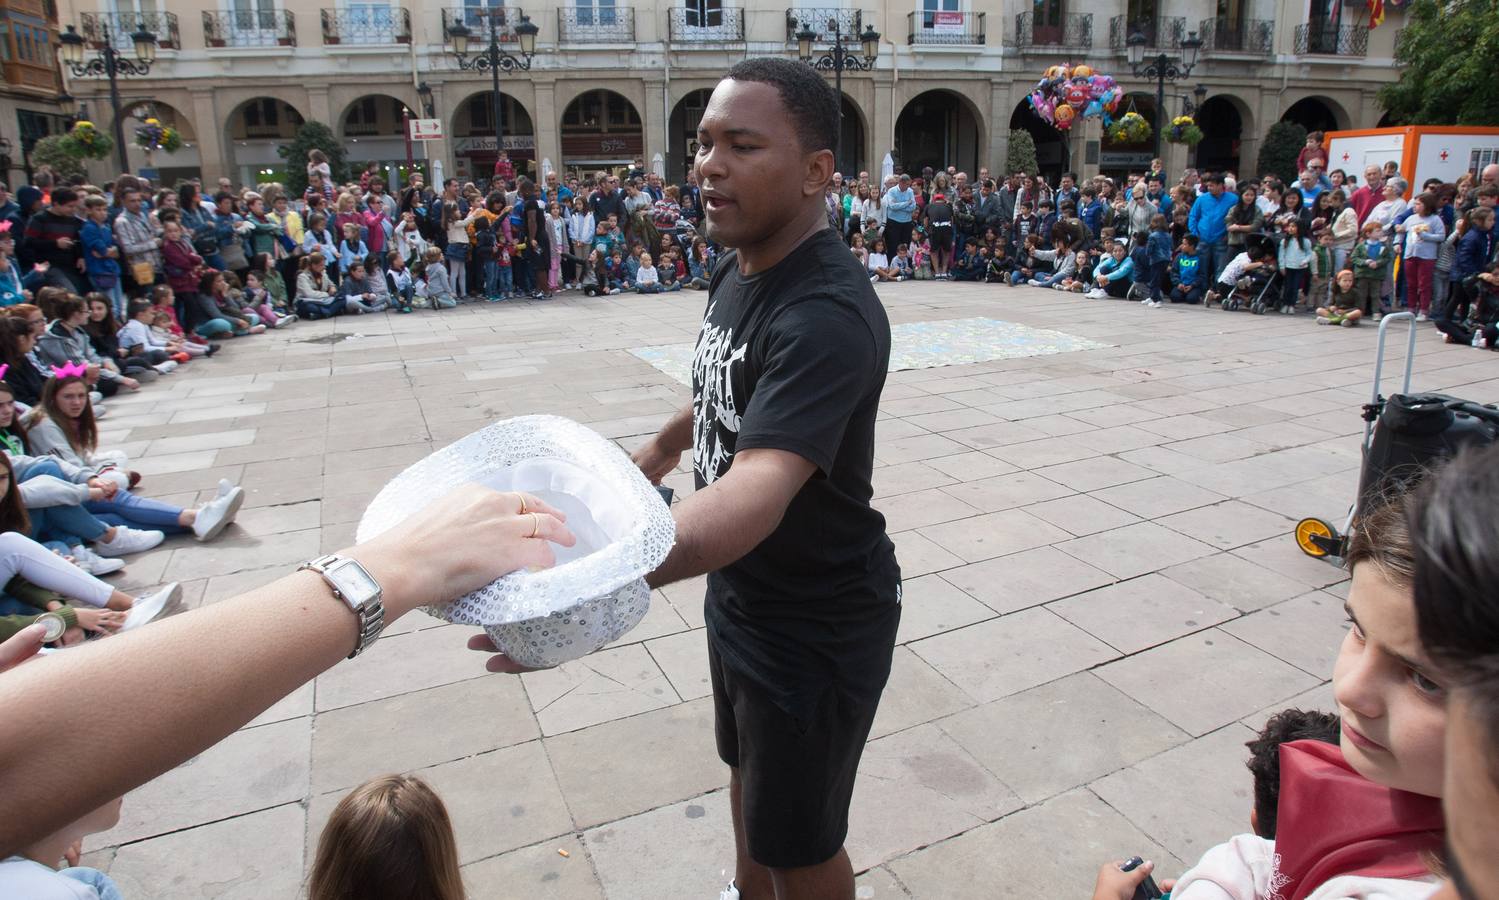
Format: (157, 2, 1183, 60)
(1026, 64, 1121, 132)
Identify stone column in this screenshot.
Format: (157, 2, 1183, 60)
(307, 86, 332, 127)
(534, 79, 560, 177)
(872, 75, 895, 174)
(190, 89, 227, 184)
(642, 78, 666, 175)
(990, 78, 1012, 177)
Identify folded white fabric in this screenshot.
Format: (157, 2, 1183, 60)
(357, 415, 677, 668)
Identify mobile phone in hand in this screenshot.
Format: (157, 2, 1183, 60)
(1121, 857, 1163, 900)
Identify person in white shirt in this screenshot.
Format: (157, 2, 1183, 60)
(635, 252, 664, 293)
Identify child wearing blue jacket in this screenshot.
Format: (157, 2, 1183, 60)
(81, 196, 125, 319)
(1146, 214, 1173, 304)
(338, 222, 369, 276)
(1168, 234, 1205, 304)
(1087, 241, 1136, 299)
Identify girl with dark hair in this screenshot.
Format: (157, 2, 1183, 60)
(0, 315, 46, 406)
(83, 295, 170, 378)
(308, 774, 466, 900)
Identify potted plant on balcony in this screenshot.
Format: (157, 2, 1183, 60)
(1166, 114, 1204, 146)
(60, 120, 114, 161)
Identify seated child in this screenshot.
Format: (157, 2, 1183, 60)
(308, 774, 461, 899)
(385, 251, 416, 313)
(1024, 235, 1077, 288)
(867, 239, 897, 282)
(419, 247, 458, 310)
(952, 239, 986, 282)
(1316, 270, 1366, 327)
(605, 250, 630, 291)
(911, 234, 933, 280)
(1243, 708, 1342, 840)
(336, 261, 389, 315)
(892, 243, 915, 281)
(1062, 247, 1095, 292)
(338, 222, 369, 276)
(1435, 260, 1499, 349)
(1167, 234, 1205, 304)
(242, 271, 293, 327)
(636, 252, 676, 293)
(1157, 494, 1447, 900)
(1087, 241, 1136, 299)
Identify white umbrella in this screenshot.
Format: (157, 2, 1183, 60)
(652, 152, 665, 178)
(541, 157, 555, 180)
(881, 151, 895, 183)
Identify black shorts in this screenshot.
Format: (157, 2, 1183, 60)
(708, 631, 893, 869)
(930, 226, 953, 251)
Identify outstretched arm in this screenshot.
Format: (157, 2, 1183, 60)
(0, 486, 574, 857)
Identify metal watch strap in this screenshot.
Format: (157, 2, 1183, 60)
(300, 554, 385, 659)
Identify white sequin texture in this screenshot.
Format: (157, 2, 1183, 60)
(358, 415, 678, 668)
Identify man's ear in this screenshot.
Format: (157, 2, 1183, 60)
(802, 149, 834, 199)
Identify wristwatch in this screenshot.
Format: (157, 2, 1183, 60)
(298, 554, 386, 658)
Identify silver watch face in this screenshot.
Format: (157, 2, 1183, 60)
(327, 560, 380, 606)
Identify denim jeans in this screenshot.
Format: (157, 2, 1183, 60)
(60, 867, 125, 900)
(1201, 239, 1230, 285)
(86, 490, 188, 534)
(29, 504, 109, 546)
(483, 259, 499, 295)
(498, 265, 513, 295)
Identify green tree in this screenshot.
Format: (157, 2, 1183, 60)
(1256, 121, 1306, 184)
(1006, 129, 1039, 176)
(1378, 0, 1499, 126)
(30, 136, 86, 180)
(277, 120, 347, 196)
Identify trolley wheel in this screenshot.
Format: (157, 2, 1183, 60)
(1295, 517, 1339, 558)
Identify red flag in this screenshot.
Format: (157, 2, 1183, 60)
(1368, 0, 1385, 28)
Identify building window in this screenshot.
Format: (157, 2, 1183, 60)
(684, 0, 721, 29)
(0, 23, 10, 62)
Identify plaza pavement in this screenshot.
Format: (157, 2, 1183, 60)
(74, 280, 1499, 899)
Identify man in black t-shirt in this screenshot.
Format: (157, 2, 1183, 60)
(474, 58, 897, 900)
(631, 59, 899, 900)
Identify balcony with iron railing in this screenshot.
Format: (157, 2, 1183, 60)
(1199, 17, 1273, 54)
(786, 8, 863, 44)
(1014, 11, 1091, 51)
(321, 7, 410, 44)
(1108, 15, 1183, 51)
(668, 7, 744, 42)
(907, 10, 984, 45)
(203, 10, 296, 47)
(80, 11, 181, 51)
(1294, 23, 1367, 56)
(558, 6, 634, 43)
(440, 7, 524, 43)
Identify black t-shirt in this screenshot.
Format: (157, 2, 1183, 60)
(692, 227, 900, 717)
(591, 188, 625, 223)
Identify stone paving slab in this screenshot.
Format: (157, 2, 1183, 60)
(75, 279, 1494, 897)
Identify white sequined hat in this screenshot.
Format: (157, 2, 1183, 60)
(357, 415, 677, 668)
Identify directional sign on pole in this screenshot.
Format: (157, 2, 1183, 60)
(408, 118, 445, 142)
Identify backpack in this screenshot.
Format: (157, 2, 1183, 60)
(473, 215, 497, 257)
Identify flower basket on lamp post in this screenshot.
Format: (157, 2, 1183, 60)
(60, 120, 115, 161)
(134, 117, 182, 167)
(1107, 111, 1152, 145)
(1167, 115, 1204, 147)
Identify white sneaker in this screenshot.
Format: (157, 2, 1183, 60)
(93, 526, 165, 557)
(1416, 313, 1428, 322)
(121, 582, 182, 631)
(93, 402, 106, 419)
(72, 545, 126, 576)
(217, 478, 236, 499)
(1147, 299, 1163, 307)
(193, 485, 245, 541)
(719, 882, 741, 900)
(89, 390, 104, 404)
(153, 360, 178, 375)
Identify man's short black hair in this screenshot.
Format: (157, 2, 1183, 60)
(51, 188, 78, 206)
(723, 56, 838, 157)
(1202, 172, 1225, 185)
(1244, 708, 1341, 839)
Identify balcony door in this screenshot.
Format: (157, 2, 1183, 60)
(342, 2, 394, 43)
(1126, 0, 1157, 43)
(229, 0, 278, 45)
(1307, 0, 1341, 51)
(920, 0, 958, 30)
(1214, 0, 1247, 49)
(1033, 0, 1064, 45)
(684, 0, 723, 29)
(576, 0, 618, 28)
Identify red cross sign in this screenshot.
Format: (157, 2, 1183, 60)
(1440, 149, 1450, 161)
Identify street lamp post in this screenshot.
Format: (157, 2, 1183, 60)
(446, 11, 538, 182)
(796, 19, 879, 175)
(1126, 28, 1202, 162)
(58, 21, 158, 175)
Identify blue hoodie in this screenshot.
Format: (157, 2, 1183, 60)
(1188, 190, 1236, 245)
(1171, 250, 1204, 287)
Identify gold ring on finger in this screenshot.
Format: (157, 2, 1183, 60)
(517, 493, 529, 515)
(528, 512, 540, 539)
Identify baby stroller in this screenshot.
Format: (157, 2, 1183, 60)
(1295, 312, 1499, 560)
(1218, 234, 1279, 313)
